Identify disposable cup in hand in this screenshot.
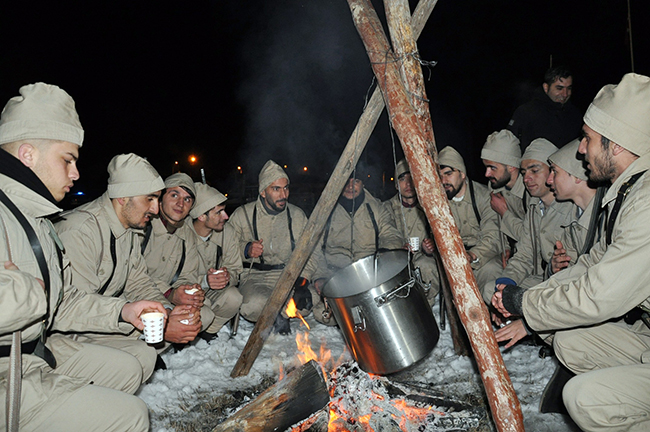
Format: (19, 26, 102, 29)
(141, 311, 164, 344)
(185, 288, 199, 295)
(409, 237, 420, 252)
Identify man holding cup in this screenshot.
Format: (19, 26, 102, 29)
(0, 83, 166, 431)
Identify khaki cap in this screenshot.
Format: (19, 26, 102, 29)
(258, 160, 289, 194)
(583, 73, 650, 156)
(438, 146, 466, 174)
(548, 139, 587, 181)
(481, 130, 521, 168)
(107, 153, 164, 199)
(521, 138, 558, 167)
(190, 183, 227, 219)
(0, 83, 84, 146)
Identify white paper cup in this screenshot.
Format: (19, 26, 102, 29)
(185, 288, 199, 295)
(141, 312, 165, 344)
(212, 269, 225, 275)
(409, 236, 420, 252)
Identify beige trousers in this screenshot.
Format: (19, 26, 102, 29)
(555, 321, 650, 431)
(204, 285, 243, 333)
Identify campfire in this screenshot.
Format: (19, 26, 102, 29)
(215, 303, 487, 432)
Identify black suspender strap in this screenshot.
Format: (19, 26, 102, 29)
(467, 180, 482, 225)
(140, 223, 153, 255)
(365, 203, 380, 252)
(0, 189, 56, 368)
(170, 239, 186, 285)
(97, 232, 117, 295)
(322, 211, 334, 251)
(215, 244, 223, 269)
(252, 206, 264, 264)
(606, 171, 646, 246)
(286, 206, 295, 252)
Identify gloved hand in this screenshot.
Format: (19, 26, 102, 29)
(292, 277, 313, 311)
(273, 313, 291, 335)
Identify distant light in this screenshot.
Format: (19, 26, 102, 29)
(189, 155, 197, 164)
(390, 177, 394, 181)
(367, 174, 371, 178)
(224, 193, 228, 197)
(237, 166, 242, 170)
(303, 166, 308, 172)
(283, 164, 288, 169)
(75, 191, 84, 196)
(175, 161, 179, 165)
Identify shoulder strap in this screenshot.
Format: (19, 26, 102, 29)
(321, 210, 334, 252)
(365, 203, 380, 252)
(252, 206, 265, 264)
(579, 186, 607, 255)
(286, 206, 295, 251)
(606, 171, 646, 246)
(170, 239, 186, 285)
(140, 223, 153, 255)
(467, 180, 482, 225)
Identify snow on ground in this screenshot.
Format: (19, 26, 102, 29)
(138, 304, 581, 432)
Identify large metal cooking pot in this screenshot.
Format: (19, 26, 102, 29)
(322, 250, 439, 375)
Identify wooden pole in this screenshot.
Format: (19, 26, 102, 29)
(346, 1, 524, 431)
(230, 0, 439, 378)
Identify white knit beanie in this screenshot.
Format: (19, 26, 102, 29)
(258, 160, 289, 194)
(548, 139, 588, 181)
(521, 139, 558, 167)
(438, 146, 466, 174)
(190, 182, 227, 219)
(107, 153, 164, 198)
(481, 130, 521, 168)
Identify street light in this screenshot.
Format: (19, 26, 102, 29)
(189, 155, 197, 164)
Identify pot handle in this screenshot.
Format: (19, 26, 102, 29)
(374, 279, 415, 307)
(351, 306, 366, 332)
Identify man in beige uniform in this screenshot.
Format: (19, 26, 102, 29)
(481, 130, 527, 255)
(0, 83, 166, 431)
(438, 147, 502, 289)
(141, 173, 213, 343)
(229, 160, 322, 333)
(483, 139, 576, 302)
(188, 183, 243, 338)
(494, 73, 650, 432)
(55, 154, 203, 376)
(495, 139, 600, 349)
(383, 159, 439, 305)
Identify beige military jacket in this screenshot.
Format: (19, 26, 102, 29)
(229, 198, 323, 281)
(500, 196, 576, 287)
(55, 192, 171, 306)
(319, 189, 403, 274)
(488, 174, 527, 242)
(142, 217, 201, 293)
(0, 174, 131, 421)
(523, 154, 650, 331)
(188, 221, 242, 288)
(448, 180, 501, 270)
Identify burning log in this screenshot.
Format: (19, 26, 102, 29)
(346, 0, 525, 431)
(213, 360, 329, 432)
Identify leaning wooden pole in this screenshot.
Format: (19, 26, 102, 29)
(346, 1, 524, 431)
(230, 0, 439, 378)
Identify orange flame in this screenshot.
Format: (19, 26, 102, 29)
(285, 298, 310, 329)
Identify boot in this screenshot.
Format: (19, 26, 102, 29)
(539, 363, 575, 414)
(273, 314, 291, 335)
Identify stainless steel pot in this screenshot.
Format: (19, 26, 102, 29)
(322, 250, 439, 375)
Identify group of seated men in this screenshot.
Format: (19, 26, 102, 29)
(2, 70, 649, 432)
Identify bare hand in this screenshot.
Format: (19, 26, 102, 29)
(164, 305, 201, 343)
(207, 267, 230, 290)
(5, 261, 45, 291)
(421, 238, 435, 255)
(121, 301, 168, 331)
(495, 319, 527, 349)
(248, 239, 264, 258)
(490, 192, 508, 216)
(169, 284, 205, 308)
(551, 240, 571, 274)
(466, 250, 477, 264)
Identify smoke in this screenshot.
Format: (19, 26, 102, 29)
(237, 1, 380, 180)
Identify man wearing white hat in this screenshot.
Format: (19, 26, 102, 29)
(438, 146, 502, 289)
(494, 73, 650, 431)
(481, 129, 527, 250)
(484, 139, 576, 302)
(188, 183, 243, 337)
(141, 172, 213, 344)
(56, 154, 202, 373)
(229, 160, 323, 333)
(0, 83, 165, 431)
(383, 159, 439, 306)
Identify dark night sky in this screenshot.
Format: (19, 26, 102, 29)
(1, 1, 648, 205)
